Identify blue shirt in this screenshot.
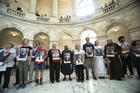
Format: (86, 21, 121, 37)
(0, 48, 16, 67)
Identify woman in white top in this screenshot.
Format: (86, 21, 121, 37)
(74, 44, 85, 82)
(94, 40, 107, 79)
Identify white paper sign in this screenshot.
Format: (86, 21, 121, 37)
(107, 55, 115, 57)
(17, 55, 27, 61)
(64, 61, 71, 64)
(35, 56, 44, 62)
(0, 63, 6, 72)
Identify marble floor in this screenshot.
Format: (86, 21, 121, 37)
(0, 69, 140, 93)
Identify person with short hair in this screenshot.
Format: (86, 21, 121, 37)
(48, 44, 61, 83)
(118, 36, 134, 77)
(83, 37, 97, 80)
(0, 42, 16, 92)
(35, 42, 47, 85)
(17, 38, 32, 89)
(74, 44, 85, 82)
(104, 39, 124, 80)
(61, 45, 73, 81)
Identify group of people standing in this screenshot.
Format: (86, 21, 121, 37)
(0, 36, 140, 92)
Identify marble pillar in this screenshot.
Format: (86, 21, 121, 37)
(52, 0, 58, 17)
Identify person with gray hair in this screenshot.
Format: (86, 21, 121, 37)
(0, 42, 16, 92)
(48, 44, 61, 83)
(83, 37, 97, 80)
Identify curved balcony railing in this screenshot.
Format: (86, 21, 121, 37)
(37, 16, 49, 22)
(0, 0, 136, 25)
(7, 8, 25, 17)
(59, 16, 71, 23)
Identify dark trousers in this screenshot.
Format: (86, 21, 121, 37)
(15, 67, 19, 83)
(0, 67, 12, 89)
(49, 62, 60, 82)
(135, 59, 140, 79)
(76, 65, 84, 81)
(121, 56, 134, 75)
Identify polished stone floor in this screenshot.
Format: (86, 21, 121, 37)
(1, 69, 140, 93)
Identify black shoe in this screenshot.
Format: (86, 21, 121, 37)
(17, 84, 23, 90)
(117, 78, 122, 81)
(22, 84, 26, 89)
(40, 82, 43, 85)
(13, 83, 19, 86)
(81, 80, 84, 82)
(93, 77, 97, 80)
(51, 81, 54, 83)
(69, 78, 72, 81)
(56, 80, 60, 82)
(86, 78, 89, 80)
(77, 80, 80, 82)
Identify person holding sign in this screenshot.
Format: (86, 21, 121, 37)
(61, 45, 73, 81)
(130, 40, 140, 79)
(94, 40, 107, 79)
(83, 37, 96, 80)
(29, 40, 40, 84)
(118, 36, 134, 77)
(17, 38, 32, 89)
(74, 44, 85, 82)
(35, 42, 47, 85)
(48, 44, 61, 83)
(104, 39, 124, 80)
(0, 42, 16, 91)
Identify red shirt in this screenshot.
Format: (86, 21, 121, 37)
(35, 48, 47, 64)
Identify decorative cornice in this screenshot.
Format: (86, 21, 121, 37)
(0, 0, 138, 27)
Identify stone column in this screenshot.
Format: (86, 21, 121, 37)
(29, 0, 37, 14)
(52, 0, 58, 17)
(72, 0, 77, 17)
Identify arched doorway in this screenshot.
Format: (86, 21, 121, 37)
(80, 30, 97, 46)
(58, 34, 73, 51)
(33, 32, 50, 50)
(107, 25, 131, 44)
(0, 28, 23, 48)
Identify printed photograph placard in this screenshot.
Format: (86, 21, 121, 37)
(17, 48, 29, 61)
(86, 47, 93, 57)
(76, 54, 83, 65)
(134, 45, 140, 57)
(64, 53, 71, 63)
(106, 46, 115, 57)
(121, 44, 129, 54)
(35, 51, 45, 62)
(52, 50, 60, 60)
(95, 48, 103, 56)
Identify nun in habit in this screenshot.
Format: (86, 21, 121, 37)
(94, 40, 107, 79)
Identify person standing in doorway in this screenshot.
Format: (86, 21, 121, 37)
(83, 37, 97, 80)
